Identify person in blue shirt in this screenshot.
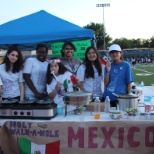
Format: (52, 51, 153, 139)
(103, 44, 134, 107)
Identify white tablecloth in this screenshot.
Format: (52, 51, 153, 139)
(0, 86, 153, 126)
(1, 110, 154, 127)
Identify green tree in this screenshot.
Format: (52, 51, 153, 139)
(84, 22, 112, 50)
(111, 38, 147, 49)
(112, 38, 132, 49)
(150, 37, 154, 48)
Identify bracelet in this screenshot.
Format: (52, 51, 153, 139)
(106, 71, 110, 73)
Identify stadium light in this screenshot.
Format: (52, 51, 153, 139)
(96, 3, 110, 51)
(148, 39, 151, 57)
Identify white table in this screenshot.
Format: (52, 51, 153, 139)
(0, 110, 154, 154)
(0, 86, 154, 154)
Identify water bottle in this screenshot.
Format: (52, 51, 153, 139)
(140, 81, 144, 91)
(104, 96, 110, 113)
(140, 81, 144, 88)
(94, 97, 100, 119)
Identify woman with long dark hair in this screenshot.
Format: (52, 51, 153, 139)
(0, 46, 24, 101)
(76, 46, 104, 100)
(46, 59, 81, 105)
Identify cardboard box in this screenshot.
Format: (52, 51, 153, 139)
(86, 102, 104, 112)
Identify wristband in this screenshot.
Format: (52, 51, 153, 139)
(106, 71, 110, 73)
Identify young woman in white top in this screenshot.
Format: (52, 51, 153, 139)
(23, 44, 48, 100)
(76, 46, 104, 101)
(0, 46, 24, 101)
(46, 59, 81, 105)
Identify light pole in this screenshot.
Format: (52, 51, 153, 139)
(96, 3, 110, 51)
(148, 39, 151, 57)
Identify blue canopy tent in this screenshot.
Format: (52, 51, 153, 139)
(0, 10, 95, 50)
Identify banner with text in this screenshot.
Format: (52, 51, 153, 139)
(51, 40, 91, 60)
(1, 121, 154, 154)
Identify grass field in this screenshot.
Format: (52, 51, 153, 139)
(132, 64, 154, 86)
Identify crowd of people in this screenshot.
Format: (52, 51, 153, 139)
(0, 42, 134, 108)
(128, 56, 153, 67)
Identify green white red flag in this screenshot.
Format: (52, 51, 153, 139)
(18, 138, 60, 154)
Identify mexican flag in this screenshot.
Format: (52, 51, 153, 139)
(18, 138, 60, 154)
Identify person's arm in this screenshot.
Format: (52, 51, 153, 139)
(127, 82, 132, 94)
(19, 82, 24, 101)
(72, 75, 83, 91)
(104, 72, 110, 87)
(48, 82, 62, 99)
(76, 81, 84, 91)
(104, 62, 111, 87)
(48, 90, 58, 100)
(23, 73, 45, 99)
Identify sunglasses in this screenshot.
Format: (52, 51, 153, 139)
(110, 51, 121, 54)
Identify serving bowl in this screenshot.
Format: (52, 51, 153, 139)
(109, 110, 123, 120)
(125, 108, 138, 116)
(19, 99, 36, 104)
(2, 99, 19, 104)
(62, 91, 92, 106)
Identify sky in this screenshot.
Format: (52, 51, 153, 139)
(0, 0, 154, 40)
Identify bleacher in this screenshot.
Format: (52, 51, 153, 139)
(98, 49, 154, 61)
(123, 49, 154, 59)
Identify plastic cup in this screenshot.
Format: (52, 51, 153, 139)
(57, 106, 63, 115)
(94, 113, 100, 119)
(145, 103, 153, 113)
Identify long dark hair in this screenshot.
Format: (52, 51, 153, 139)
(2, 46, 24, 73)
(46, 61, 69, 84)
(83, 46, 102, 78)
(61, 41, 76, 57)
